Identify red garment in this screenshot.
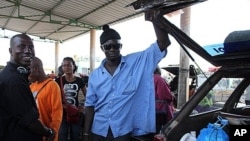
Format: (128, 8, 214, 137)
(154, 74, 174, 123)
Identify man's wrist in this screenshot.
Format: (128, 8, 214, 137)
(83, 132, 90, 136)
(46, 128, 53, 137)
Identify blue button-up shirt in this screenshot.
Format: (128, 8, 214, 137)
(85, 42, 167, 137)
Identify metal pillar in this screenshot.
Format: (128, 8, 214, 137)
(55, 41, 59, 74)
(89, 28, 96, 73)
(177, 7, 191, 109)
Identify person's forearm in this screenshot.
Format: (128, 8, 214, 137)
(145, 9, 171, 51)
(153, 22, 171, 52)
(83, 106, 94, 134)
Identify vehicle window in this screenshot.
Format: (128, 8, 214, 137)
(0, 65, 4, 72)
(192, 77, 245, 115)
(242, 85, 250, 106)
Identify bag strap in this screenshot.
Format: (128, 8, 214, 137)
(34, 79, 52, 99)
(59, 76, 67, 104)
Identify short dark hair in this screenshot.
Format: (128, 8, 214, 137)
(10, 34, 31, 47)
(57, 65, 63, 76)
(154, 66, 161, 75)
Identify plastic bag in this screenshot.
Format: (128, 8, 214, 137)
(197, 116, 229, 141)
(180, 131, 196, 141)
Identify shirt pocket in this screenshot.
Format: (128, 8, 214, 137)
(120, 76, 136, 95)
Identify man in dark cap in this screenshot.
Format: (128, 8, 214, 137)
(84, 20, 170, 141)
(0, 34, 55, 141)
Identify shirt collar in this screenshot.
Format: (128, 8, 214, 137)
(100, 56, 126, 73)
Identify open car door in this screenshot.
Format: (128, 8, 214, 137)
(128, 0, 250, 141)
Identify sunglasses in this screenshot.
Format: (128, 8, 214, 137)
(101, 43, 122, 51)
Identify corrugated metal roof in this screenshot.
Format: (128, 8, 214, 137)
(0, 0, 142, 42)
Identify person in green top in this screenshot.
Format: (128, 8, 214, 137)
(195, 90, 214, 112)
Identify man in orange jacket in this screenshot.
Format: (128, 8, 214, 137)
(29, 57, 63, 141)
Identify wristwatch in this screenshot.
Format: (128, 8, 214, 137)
(47, 128, 53, 137)
(83, 132, 90, 136)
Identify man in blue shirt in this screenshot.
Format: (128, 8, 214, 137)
(83, 20, 171, 141)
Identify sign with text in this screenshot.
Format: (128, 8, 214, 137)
(203, 43, 224, 56)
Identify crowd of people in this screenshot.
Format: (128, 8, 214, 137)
(0, 16, 175, 141)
